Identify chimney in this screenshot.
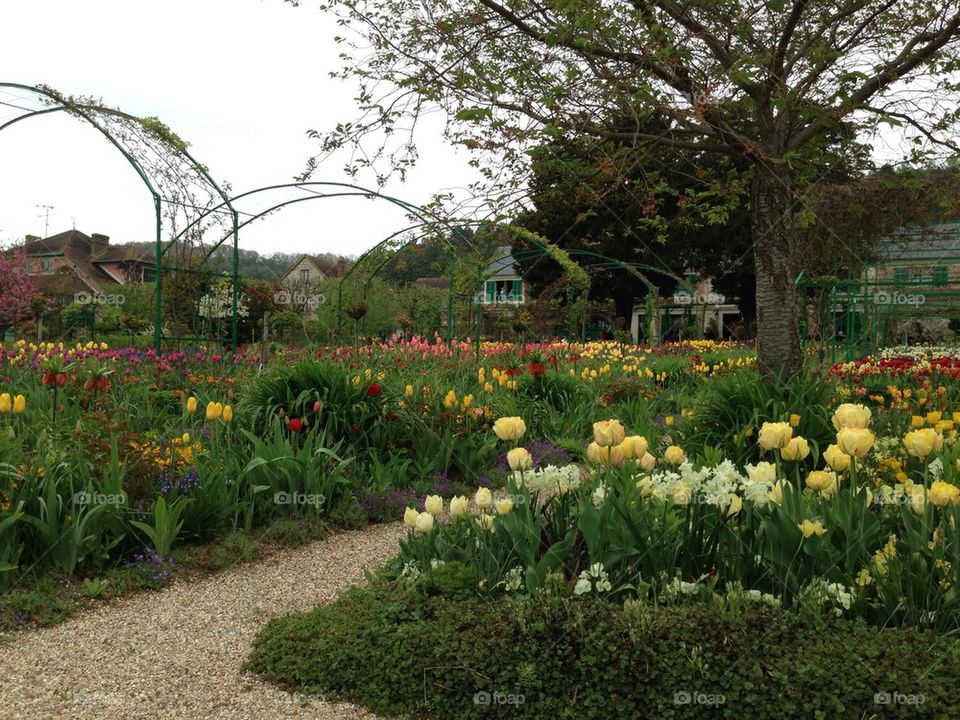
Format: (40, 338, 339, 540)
(90, 233, 110, 258)
(337, 257, 346, 278)
(25, 234, 40, 243)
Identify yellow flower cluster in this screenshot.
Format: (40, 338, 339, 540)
(0, 393, 26, 414)
(129, 434, 205, 474)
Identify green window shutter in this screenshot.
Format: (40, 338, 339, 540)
(934, 265, 948, 286)
(512, 279, 522, 299)
(485, 281, 494, 302)
(893, 268, 907, 285)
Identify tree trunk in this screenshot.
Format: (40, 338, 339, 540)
(750, 165, 803, 377)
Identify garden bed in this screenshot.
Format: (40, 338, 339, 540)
(248, 580, 959, 719)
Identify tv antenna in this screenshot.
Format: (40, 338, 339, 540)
(36, 204, 54, 236)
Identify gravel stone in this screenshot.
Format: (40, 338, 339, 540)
(0, 523, 404, 719)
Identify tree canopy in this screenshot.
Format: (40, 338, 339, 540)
(296, 0, 960, 374)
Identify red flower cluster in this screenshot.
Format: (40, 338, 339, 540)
(42, 372, 68, 387)
(82, 377, 111, 392)
(527, 362, 547, 377)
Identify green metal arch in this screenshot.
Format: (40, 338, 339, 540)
(0, 82, 239, 350)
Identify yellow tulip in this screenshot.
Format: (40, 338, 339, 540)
(823, 444, 851, 472)
(926, 411, 943, 425)
(789, 413, 801, 428)
(449, 495, 468, 517)
(492, 417, 526, 441)
(781, 436, 810, 462)
(475, 487, 494, 510)
(836, 427, 875, 458)
(507, 447, 533, 471)
(404, 384, 414, 397)
(187, 396, 198, 413)
(0, 393, 11, 414)
(11, 395, 23, 415)
(205, 401, 223, 421)
(832, 403, 871, 430)
(911, 415, 925, 429)
(619, 435, 649, 459)
(758, 421, 792, 450)
(798, 519, 827, 538)
(495, 498, 514, 515)
(805, 470, 837, 496)
(222, 405, 233, 423)
(403, 507, 419, 528)
(425, 495, 444, 516)
(928, 481, 960, 507)
(904, 428, 943, 458)
(593, 419, 626, 447)
(664, 445, 685, 465)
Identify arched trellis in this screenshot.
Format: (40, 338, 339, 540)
(0, 82, 239, 348)
(167, 181, 490, 349)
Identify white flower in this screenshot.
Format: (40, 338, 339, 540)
(503, 566, 525, 592)
(574, 578, 592, 596)
(928, 457, 945, 480)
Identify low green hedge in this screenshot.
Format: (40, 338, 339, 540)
(247, 583, 960, 719)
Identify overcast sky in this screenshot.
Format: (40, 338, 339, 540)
(0, 0, 481, 257)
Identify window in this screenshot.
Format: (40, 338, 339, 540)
(300, 268, 310, 282)
(40, 258, 53, 274)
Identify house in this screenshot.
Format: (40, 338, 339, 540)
(630, 272, 741, 343)
(477, 246, 526, 304)
(277, 254, 346, 315)
(22, 229, 155, 297)
(865, 223, 960, 293)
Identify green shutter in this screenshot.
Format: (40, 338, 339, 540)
(512, 279, 522, 300)
(934, 265, 948, 286)
(893, 268, 907, 285)
(485, 281, 494, 302)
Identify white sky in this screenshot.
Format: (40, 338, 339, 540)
(0, 0, 481, 257)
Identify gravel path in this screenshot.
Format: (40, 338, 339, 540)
(0, 522, 404, 720)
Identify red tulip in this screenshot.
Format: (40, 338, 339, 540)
(288, 417, 303, 432)
(367, 383, 382, 397)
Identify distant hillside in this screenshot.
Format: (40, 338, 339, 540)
(119, 242, 352, 281)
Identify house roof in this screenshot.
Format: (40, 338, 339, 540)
(93, 244, 156, 265)
(876, 223, 960, 262)
(283, 254, 338, 281)
(485, 246, 520, 279)
(23, 230, 117, 292)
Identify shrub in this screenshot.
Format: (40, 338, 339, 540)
(247, 582, 960, 719)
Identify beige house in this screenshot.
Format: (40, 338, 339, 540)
(277, 254, 346, 316)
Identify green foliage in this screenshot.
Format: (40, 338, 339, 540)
(687, 365, 836, 464)
(248, 583, 960, 719)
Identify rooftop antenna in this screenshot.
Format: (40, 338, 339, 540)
(71, 216, 77, 230)
(36, 204, 54, 236)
